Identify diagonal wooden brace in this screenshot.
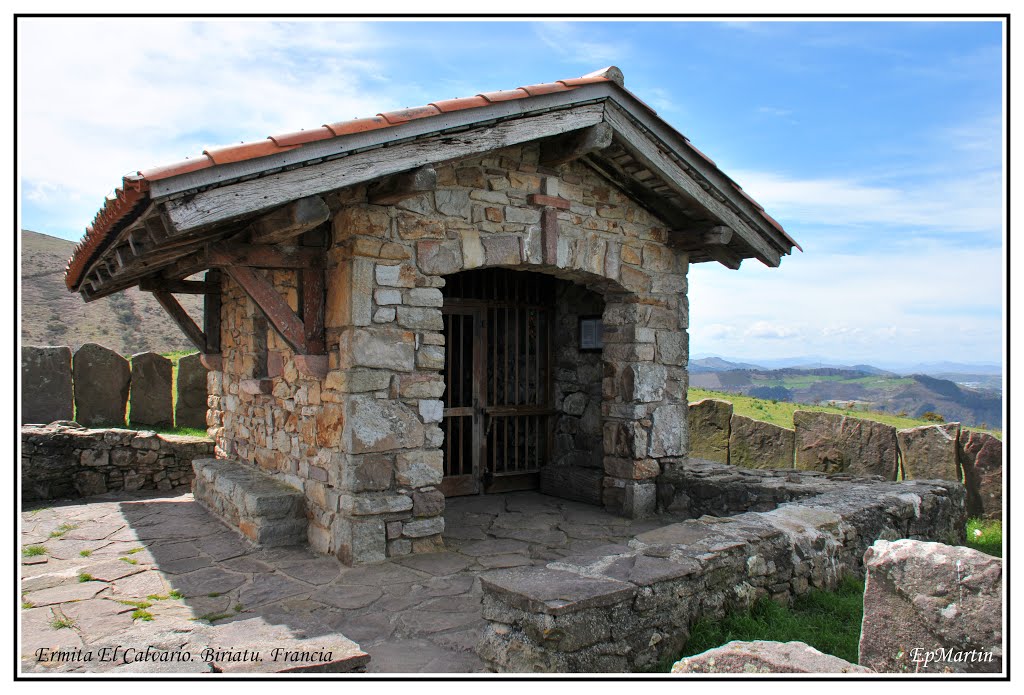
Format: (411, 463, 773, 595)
(225, 265, 312, 355)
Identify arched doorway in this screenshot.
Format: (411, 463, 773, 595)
(439, 268, 557, 496)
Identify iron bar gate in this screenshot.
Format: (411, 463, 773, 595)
(439, 269, 555, 496)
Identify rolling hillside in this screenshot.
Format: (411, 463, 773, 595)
(690, 367, 1002, 429)
(20, 229, 203, 355)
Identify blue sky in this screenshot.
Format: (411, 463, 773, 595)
(17, 18, 1005, 366)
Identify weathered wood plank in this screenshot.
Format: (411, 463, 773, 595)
(301, 269, 325, 355)
(209, 242, 325, 269)
(162, 104, 605, 233)
(367, 166, 437, 205)
(225, 266, 308, 354)
(248, 196, 330, 245)
(204, 269, 222, 354)
(152, 290, 208, 352)
(539, 122, 613, 167)
(603, 104, 781, 267)
(139, 278, 220, 294)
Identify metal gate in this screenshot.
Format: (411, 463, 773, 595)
(439, 269, 554, 496)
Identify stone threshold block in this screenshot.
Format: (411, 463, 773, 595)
(193, 458, 306, 547)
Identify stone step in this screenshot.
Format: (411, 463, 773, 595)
(193, 458, 306, 547)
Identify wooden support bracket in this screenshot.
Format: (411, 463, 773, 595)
(152, 290, 209, 353)
(247, 196, 330, 245)
(540, 122, 614, 168)
(368, 166, 437, 205)
(225, 265, 313, 355)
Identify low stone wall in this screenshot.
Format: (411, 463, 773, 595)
(689, 399, 1003, 520)
(477, 459, 965, 673)
(21, 423, 214, 502)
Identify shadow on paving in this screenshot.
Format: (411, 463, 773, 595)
(21, 489, 676, 674)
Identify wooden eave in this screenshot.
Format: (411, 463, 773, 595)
(76, 83, 797, 301)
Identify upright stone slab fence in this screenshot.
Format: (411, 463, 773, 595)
(21, 346, 73, 424)
(687, 398, 1003, 521)
(21, 343, 209, 430)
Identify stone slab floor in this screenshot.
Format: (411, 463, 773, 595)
(21, 489, 673, 674)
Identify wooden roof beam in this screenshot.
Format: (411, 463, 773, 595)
(247, 195, 330, 245)
(367, 166, 437, 205)
(540, 122, 614, 168)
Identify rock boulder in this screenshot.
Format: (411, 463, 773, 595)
(729, 414, 795, 469)
(859, 539, 1002, 673)
(175, 352, 208, 429)
(793, 411, 898, 479)
(129, 352, 173, 428)
(687, 399, 731, 463)
(671, 640, 871, 673)
(898, 423, 961, 481)
(21, 346, 73, 424)
(959, 431, 1002, 520)
(72, 343, 130, 427)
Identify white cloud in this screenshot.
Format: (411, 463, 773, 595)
(745, 321, 800, 339)
(17, 19, 406, 239)
(533, 22, 623, 66)
(729, 168, 1002, 236)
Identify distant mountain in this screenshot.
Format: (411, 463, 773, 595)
(20, 229, 202, 354)
(690, 356, 765, 373)
(690, 366, 1002, 428)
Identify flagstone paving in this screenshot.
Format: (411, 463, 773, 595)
(21, 489, 675, 674)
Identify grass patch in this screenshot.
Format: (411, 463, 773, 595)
(79, 550, 92, 557)
(49, 523, 78, 538)
(77, 573, 95, 583)
(126, 547, 145, 554)
(117, 599, 153, 610)
(169, 589, 185, 600)
(233, 603, 244, 613)
(49, 615, 75, 630)
(665, 575, 865, 670)
(22, 545, 47, 557)
(207, 592, 224, 598)
(22, 596, 35, 609)
(131, 609, 155, 622)
(146, 590, 185, 601)
(120, 557, 138, 565)
(966, 518, 1002, 557)
(197, 612, 234, 623)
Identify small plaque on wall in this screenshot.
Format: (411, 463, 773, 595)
(579, 316, 603, 351)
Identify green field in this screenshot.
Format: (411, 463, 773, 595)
(688, 387, 1001, 439)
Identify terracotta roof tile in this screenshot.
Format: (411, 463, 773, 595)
(519, 81, 571, 96)
(268, 127, 336, 147)
(65, 65, 793, 291)
(378, 104, 443, 125)
(205, 140, 298, 166)
(324, 116, 391, 137)
(429, 95, 491, 113)
(479, 88, 531, 103)
(138, 155, 215, 181)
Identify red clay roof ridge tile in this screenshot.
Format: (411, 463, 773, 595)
(65, 65, 793, 291)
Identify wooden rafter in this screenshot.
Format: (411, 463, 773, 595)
(247, 196, 330, 245)
(540, 122, 613, 168)
(367, 166, 437, 205)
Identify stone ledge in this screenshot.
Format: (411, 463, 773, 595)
(193, 458, 306, 547)
(479, 459, 966, 672)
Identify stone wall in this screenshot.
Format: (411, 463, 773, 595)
(21, 344, 208, 429)
(478, 459, 966, 672)
(21, 423, 214, 502)
(689, 399, 1003, 520)
(540, 283, 605, 505)
(208, 141, 692, 564)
